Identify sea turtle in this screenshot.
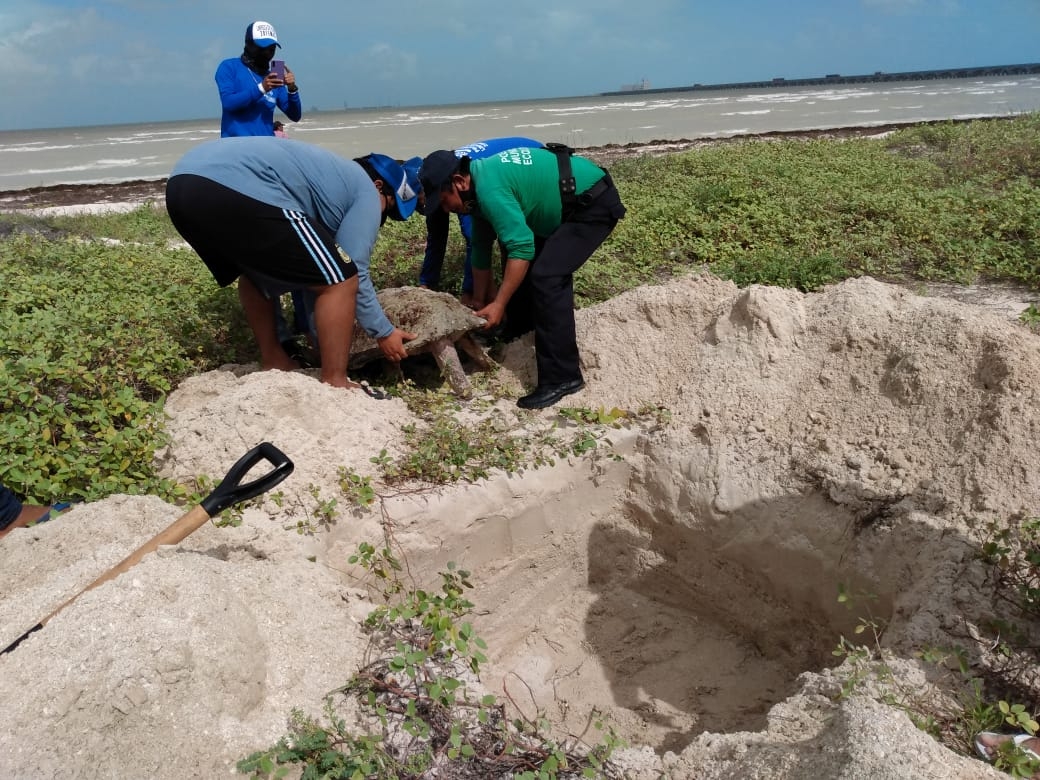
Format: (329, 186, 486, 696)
(348, 286, 493, 397)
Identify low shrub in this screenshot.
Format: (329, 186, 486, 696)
(0, 229, 249, 502)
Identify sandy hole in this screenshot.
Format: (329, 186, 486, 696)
(370, 441, 897, 757)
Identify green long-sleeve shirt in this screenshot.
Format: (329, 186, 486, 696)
(468, 147, 605, 269)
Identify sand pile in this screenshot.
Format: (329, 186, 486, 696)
(1, 273, 1035, 779)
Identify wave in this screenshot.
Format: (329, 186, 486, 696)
(0, 157, 164, 177)
(1, 74, 1036, 191)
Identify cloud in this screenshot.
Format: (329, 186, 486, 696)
(0, 10, 76, 78)
(349, 42, 418, 84)
(0, 0, 1033, 130)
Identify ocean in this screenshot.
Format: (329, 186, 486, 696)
(1, 75, 1038, 192)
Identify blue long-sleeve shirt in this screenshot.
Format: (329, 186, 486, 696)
(216, 57, 301, 138)
(171, 137, 394, 338)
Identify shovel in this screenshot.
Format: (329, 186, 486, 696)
(1, 441, 294, 656)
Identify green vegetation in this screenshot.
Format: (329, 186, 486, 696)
(595, 114, 1040, 295)
(2, 113, 1037, 507)
(371, 114, 1040, 299)
(46, 201, 183, 244)
(237, 544, 624, 779)
(0, 229, 251, 504)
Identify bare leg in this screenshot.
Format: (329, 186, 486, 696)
(239, 276, 298, 372)
(0, 503, 53, 539)
(312, 277, 359, 388)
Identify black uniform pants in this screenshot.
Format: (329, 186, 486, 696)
(505, 176, 625, 385)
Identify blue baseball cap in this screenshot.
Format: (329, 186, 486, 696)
(365, 153, 420, 220)
(402, 156, 422, 184)
(246, 21, 281, 49)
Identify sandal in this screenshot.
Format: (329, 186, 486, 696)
(355, 382, 391, 400)
(33, 501, 74, 526)
(975, 731, 1040, 762)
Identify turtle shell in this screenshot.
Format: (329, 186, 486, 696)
(348, 286, 486, 368)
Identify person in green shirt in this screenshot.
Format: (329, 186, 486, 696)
(418, 145, 625, 409)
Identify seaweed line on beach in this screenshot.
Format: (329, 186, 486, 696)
(0, 120, 992, 211)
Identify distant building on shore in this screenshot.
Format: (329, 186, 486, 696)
(602, 63, 1040, 96)
(619, 77, 651, 92)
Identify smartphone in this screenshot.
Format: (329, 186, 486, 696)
(270, 60, 286, 80)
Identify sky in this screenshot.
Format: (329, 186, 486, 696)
(1, 0, 1037, 131)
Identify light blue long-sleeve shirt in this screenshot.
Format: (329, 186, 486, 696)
(171, 136, 394, 338)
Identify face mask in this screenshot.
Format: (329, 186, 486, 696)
(242, 42, 276, 76)
(376, 180, 401, 224)
(456, 182, 477, 213)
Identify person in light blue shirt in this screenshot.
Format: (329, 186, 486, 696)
(215, 21, 302, 139)
(417, 137, 540, 308)
(166, 137, 420, 394)
(216, 21, 305, 354)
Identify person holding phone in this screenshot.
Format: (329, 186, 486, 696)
(215, 20, 301, 138)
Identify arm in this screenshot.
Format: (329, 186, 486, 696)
(472, 268, 494, 308)
(468, 216, 497, 307)
(353, 250, 413, 361)
(215, 59, 268, 112)
(347, 247, 394, 340)
(469, 183, 535, 326)
(419, 209, 450, 288)
(475, 258, 528, 329)
(336, 192, 414, 360)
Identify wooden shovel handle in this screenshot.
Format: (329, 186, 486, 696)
(2, 442, 294, 655)
(39, 505, 211, 627)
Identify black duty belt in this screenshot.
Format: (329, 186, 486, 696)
(543, 142, 609, 219)
(575, 176, 610, 207)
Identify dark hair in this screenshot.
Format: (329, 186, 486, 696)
(353, 156, 395, 224)
(353, 156, 392, 192)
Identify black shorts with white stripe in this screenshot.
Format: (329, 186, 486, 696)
(165, 174, 358, 293)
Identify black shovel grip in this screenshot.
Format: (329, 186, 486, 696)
(200, 442, 294, 516)
(1, 442, 295, 657)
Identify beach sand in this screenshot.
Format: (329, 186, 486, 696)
(0, 127, 1029, 779)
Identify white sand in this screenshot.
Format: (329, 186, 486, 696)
(1, 273, 1032, 779)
